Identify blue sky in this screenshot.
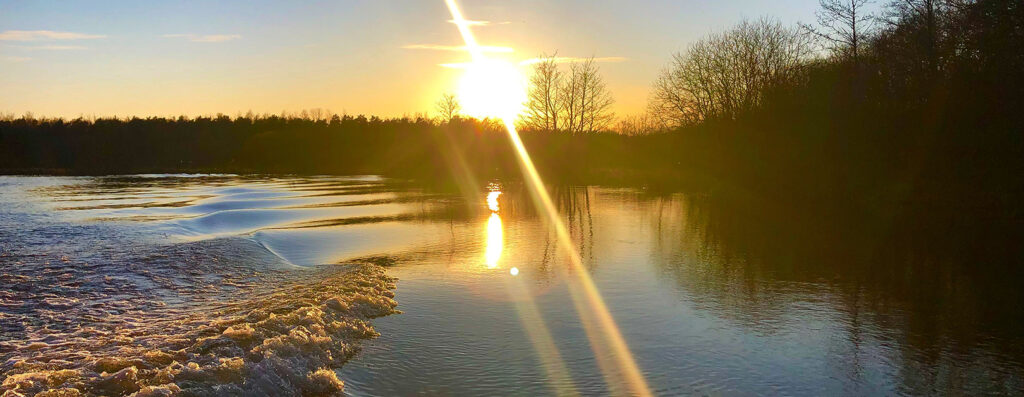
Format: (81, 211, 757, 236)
(0, 0, 824, 118)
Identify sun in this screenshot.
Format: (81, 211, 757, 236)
(456, 58, 528, 120)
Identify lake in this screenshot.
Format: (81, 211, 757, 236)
(1, 175, 1021, 395)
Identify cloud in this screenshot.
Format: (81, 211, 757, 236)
(519, 56, 628, 65)
(9, 44, 88, 50)
(402, 44, 514, 53)
(439, 56, 627, 69)
(0, 30, 106, 41)
(2, 56, 31, 63)
(447, 19, 511, 26)
(163, 34, 241, 43)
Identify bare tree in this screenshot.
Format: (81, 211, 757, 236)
(650, 18, 811, 126)
(802, 0, 876, 63)
(885, 0, 949, 72)
(435, 92, 461, 123)
(614, 113, 665, 135)
(561, 57, 615, 135)
(522, 55, 615, 134)
(307, 108, 331, 122)
(522, 53, 564, 132)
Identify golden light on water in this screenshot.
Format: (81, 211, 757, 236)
(484, 190, 503, 268)
(486, 191, 501, 212)
(443, 1, 652, 395)
(485, 212, 503, 268)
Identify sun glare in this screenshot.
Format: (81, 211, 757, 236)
(484, 190, 503, 268)
(456, 59, 527, 120)
(486, 191, 501, 211)
(444, 0, 652, 394)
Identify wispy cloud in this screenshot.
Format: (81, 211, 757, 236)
(438, 56, 628, 69)
(8, 44, 88, 50)
(402, 44, 514, 53)
(519, 56, 629, 65)
(2, 56, 32, 63)
(447, 19, 511, 26)
(0, 30, 106, 41)
(163, 33, 241, 43)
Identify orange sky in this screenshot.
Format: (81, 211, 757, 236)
(0, 0, 820, 119)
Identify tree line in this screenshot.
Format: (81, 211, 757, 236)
(0, 113, 674, 188)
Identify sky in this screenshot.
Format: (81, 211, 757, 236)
(0, 0, 823, 119)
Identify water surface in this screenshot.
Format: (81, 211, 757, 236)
(1, 175, 1021, 395)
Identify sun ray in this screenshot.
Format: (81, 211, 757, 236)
(500, 119, 653, 396)
(443, 0, 526, 120)
(440, 1, 653, 395)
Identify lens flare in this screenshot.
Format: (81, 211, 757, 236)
(443, 1, 652, 395)
(501, 119, 653, 396)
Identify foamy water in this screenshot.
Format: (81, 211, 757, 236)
(0, 176, 415, 396)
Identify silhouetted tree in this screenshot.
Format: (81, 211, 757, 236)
(884, 0, 948, 72)
(614, 113, 664, 136)
(803, 0, 877, 63)
(650, 18, 811, 125)
(435, 93, 461, 123)
(522, 53, 564, 132)
(561, 57, 614, 135)
(521, 55, 614, 134)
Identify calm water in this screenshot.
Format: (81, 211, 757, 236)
(1, 175, 1022, 395)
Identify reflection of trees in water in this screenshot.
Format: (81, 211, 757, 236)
(553, 186, 595, 268)
(492, 184, 596, 281)
(641, 192, 1024, 394)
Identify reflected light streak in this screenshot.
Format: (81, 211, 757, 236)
(485, 212, 503, 268)
(486, 191, 501, 212)
(444, 1, 651, 395)
(484, 188, 576, 395)
(507, 273, 581, 397)
(502, 118, 653, 396)
(485, 190, 502, 268)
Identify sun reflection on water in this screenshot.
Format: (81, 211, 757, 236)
(444, 1, 651, 393)
(484, 212, 503, 268)
(484, 190, 503, 268)
(486, 191, 501, 212)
